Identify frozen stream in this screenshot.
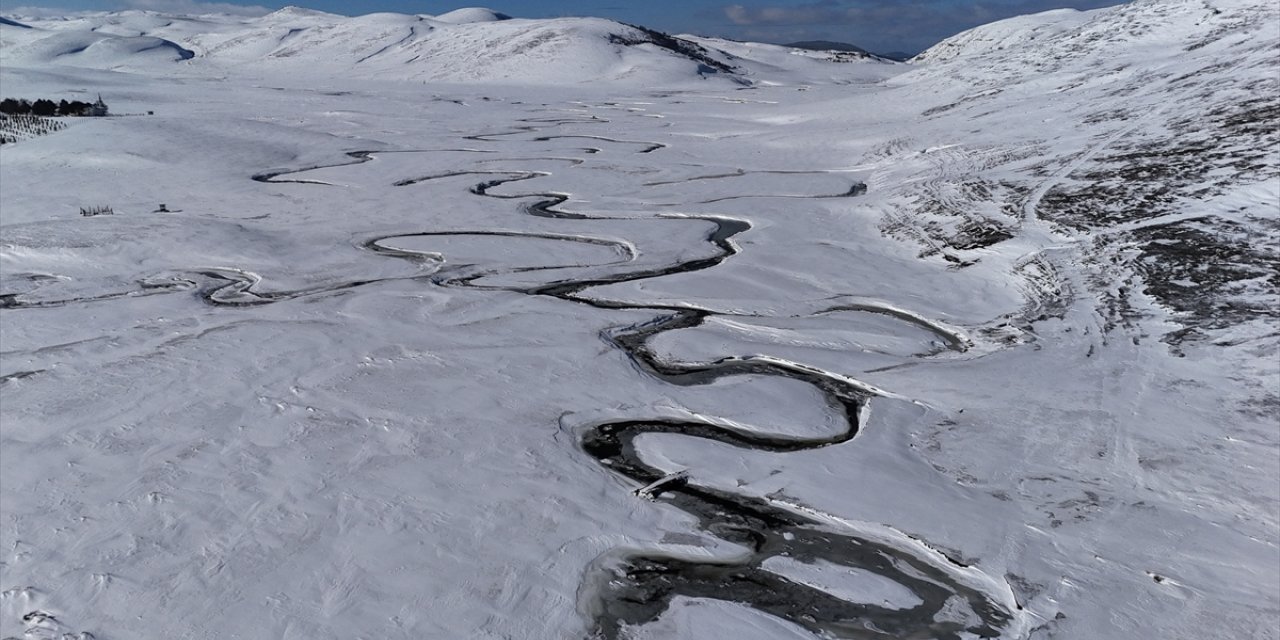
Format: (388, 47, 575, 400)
(255, 121, 1027, 638)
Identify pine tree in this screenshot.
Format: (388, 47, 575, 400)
(0, 98, 27, 115)
(30, 99, 56, 116)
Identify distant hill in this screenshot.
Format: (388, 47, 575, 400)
(784, 40, 914, 62)
(877, 51, 915, 62)
(432, 7, 512, 24)
(784, 40, 868, 53)
(0, 7, 903, 86)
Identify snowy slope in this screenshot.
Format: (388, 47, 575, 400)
(0, 12, 199, 70)
(0, 1, 1276, 640)
(889, 0, 1279, 342)
(198, 14, 724, 84)
(910, 8, 1094, 63)
(432, 7, 512, 24)
(682, 35, 901, 85)
(6, 30, 193, 67)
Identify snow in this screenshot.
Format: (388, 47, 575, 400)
(623, 598, 819, 639)
(910, 8, 1093, 63)
(1, 1, 1277, 639)
(760, 556, 924, 610)
(431, 8, 513, 24)
(11, 31, 193, 67)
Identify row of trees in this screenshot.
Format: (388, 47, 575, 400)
(0, 98, 98, 117)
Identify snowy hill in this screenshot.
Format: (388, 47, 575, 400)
(0, 11, 203, 70)
(0, 7, 907, 86)
(682, 35, 899, 85)
(910, 8, 1093, 63)
(6, 30, 193, 67)
(193, 13, 737, 84)
(891, 0, 1279, 342)
(0, 7, 756, 85)
(432, 7, 512, 24)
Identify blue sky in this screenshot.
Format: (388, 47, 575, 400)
(2, 0, 1122, 54)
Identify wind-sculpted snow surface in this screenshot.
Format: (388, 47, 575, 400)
(1, 1, 1277, 639)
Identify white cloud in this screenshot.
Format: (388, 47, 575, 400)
(121, 0, 271, 16)
(3, 6, 101, 18)
(4, 0, 270, 18)
(723, 1, 855, 26)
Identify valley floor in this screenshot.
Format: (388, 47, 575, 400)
(1, 13, 1277, 637)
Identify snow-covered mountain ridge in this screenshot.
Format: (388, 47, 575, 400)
(0, 6, 900, 85)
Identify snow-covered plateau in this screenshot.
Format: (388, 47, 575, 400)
(0, 1, 1276, 639)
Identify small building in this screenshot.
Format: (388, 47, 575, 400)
(87, 95, 108, 117)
